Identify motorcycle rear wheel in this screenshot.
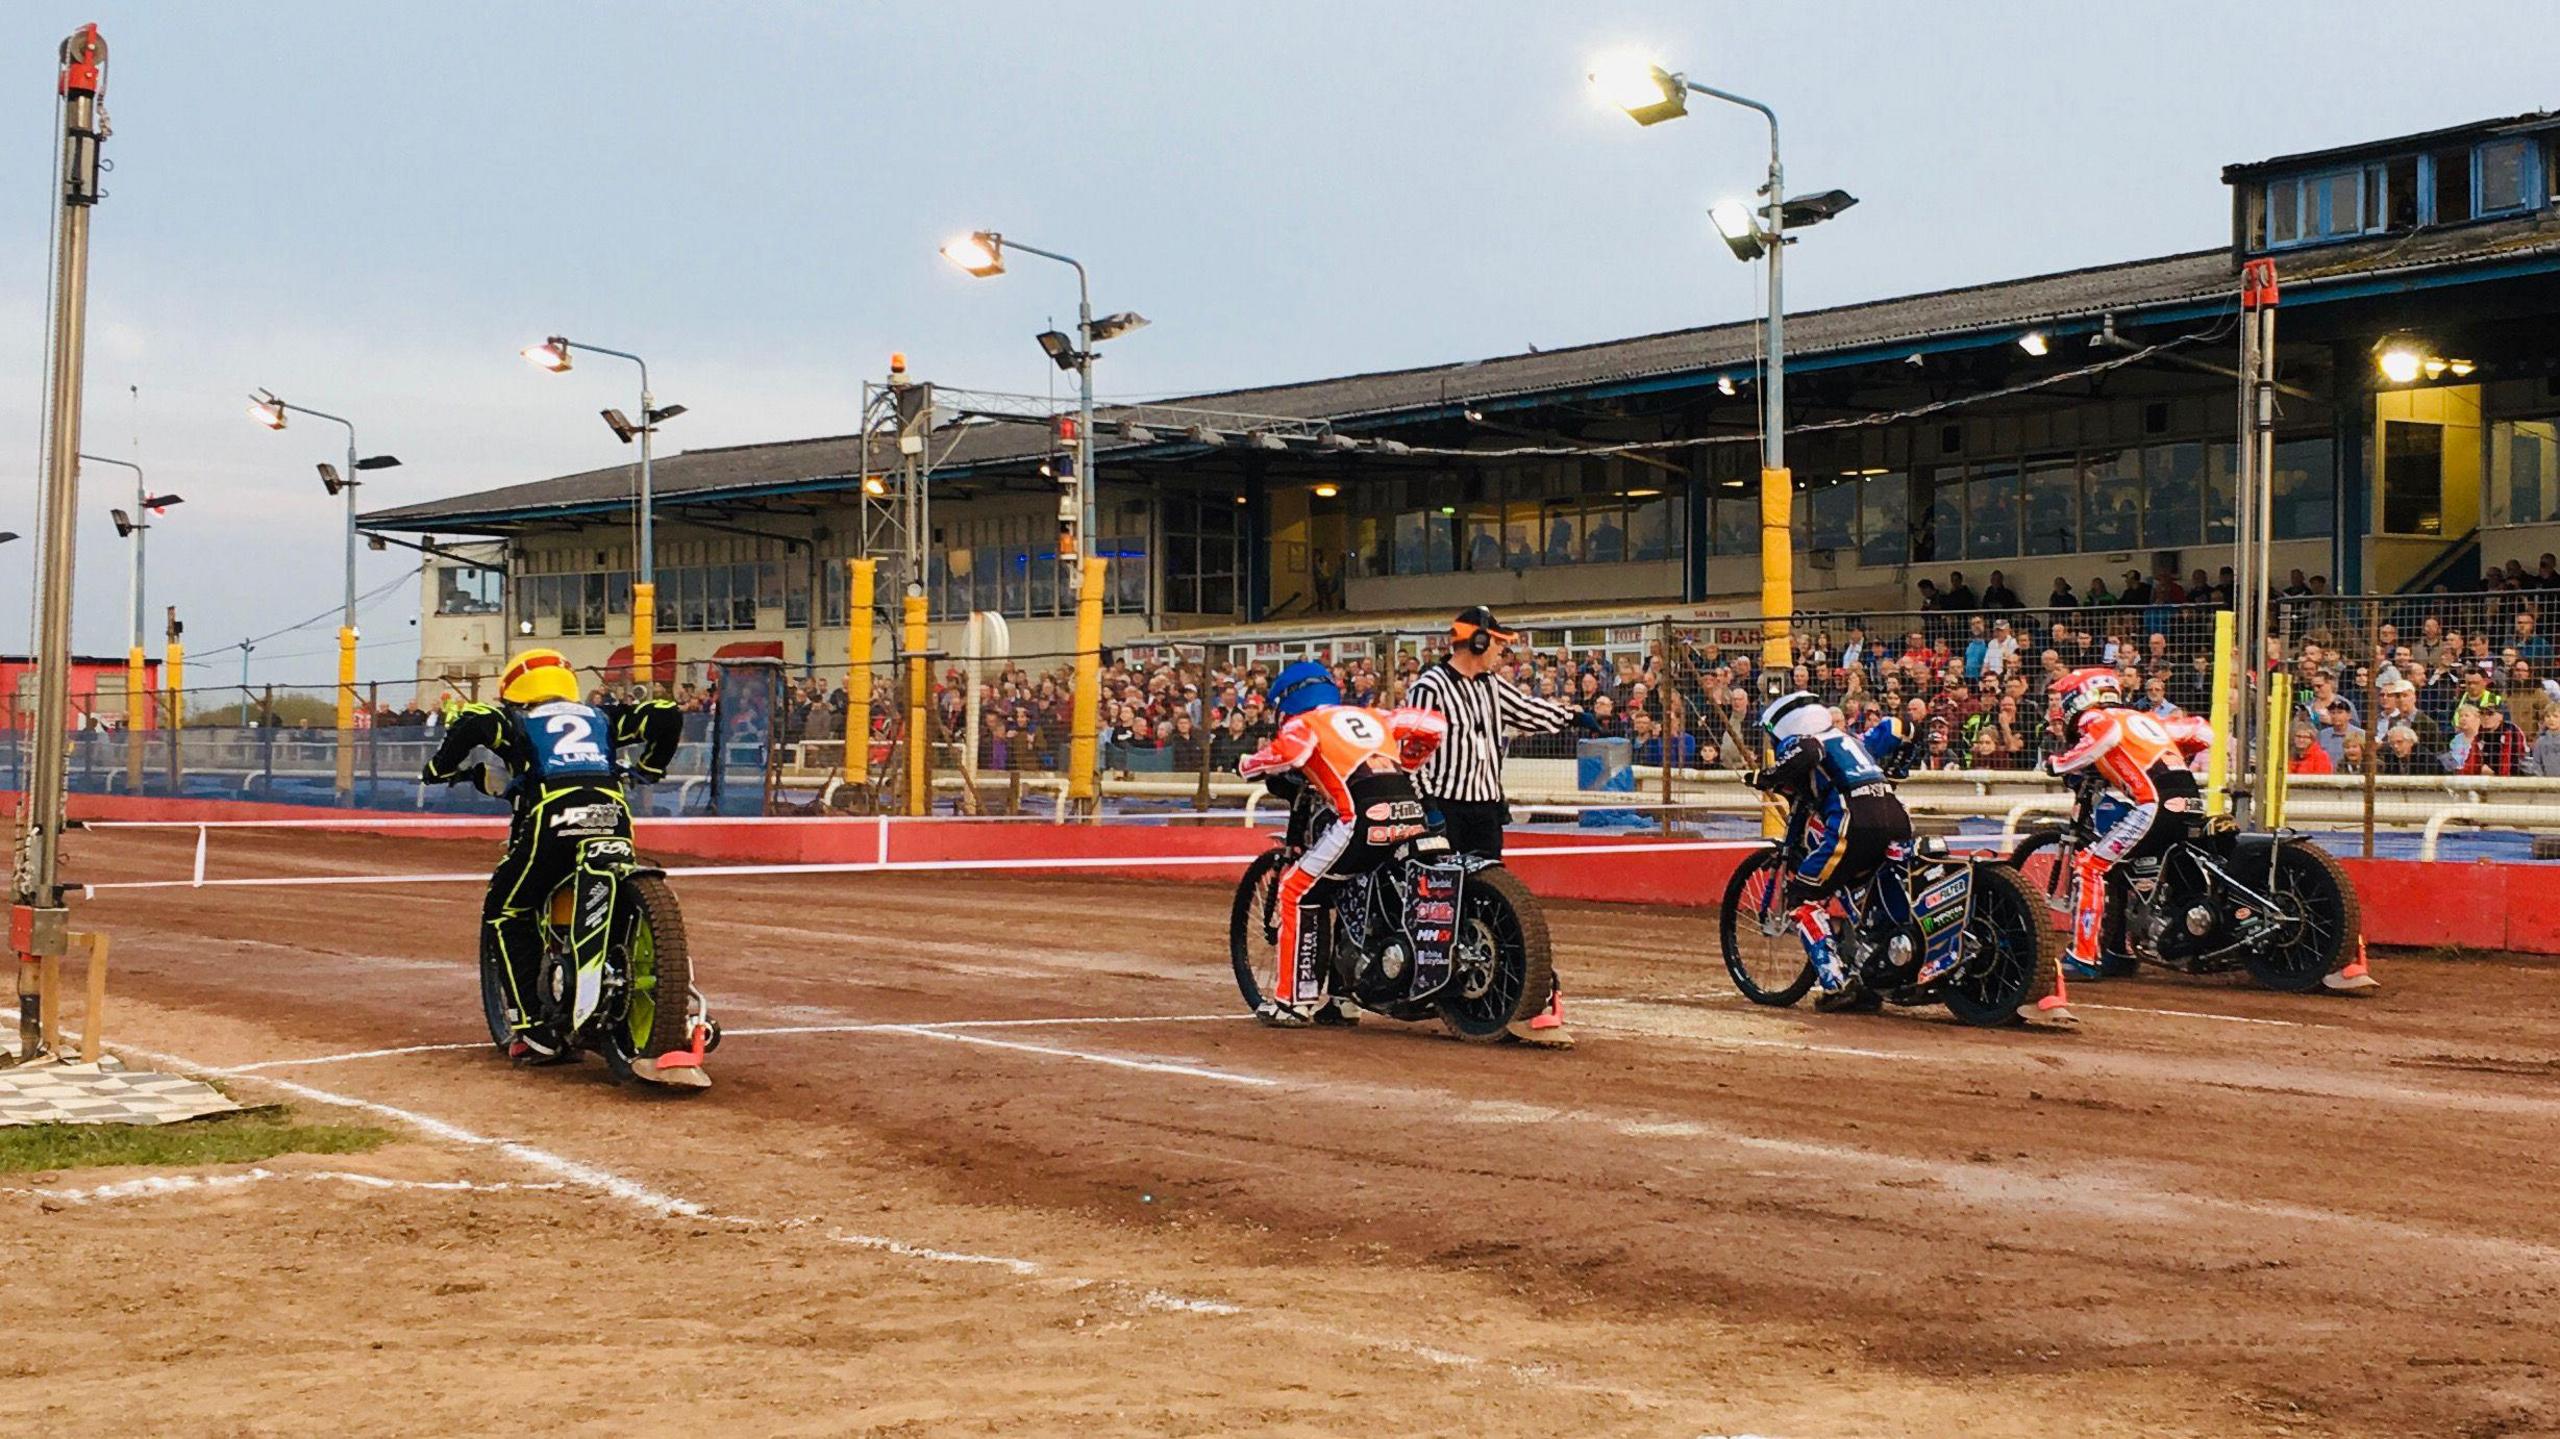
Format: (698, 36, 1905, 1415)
(2004, 829, 2073, 932)
(600, 875, 695, 1081)
(1941, 862, 2059, 1027)
(1436, 866, 1553, 1042)
(2242, 839, 2358, 993)
(477, 935, 515, 1055)
(1720, 846, 1815, 1007)
(1228, 848, 1288, 1012)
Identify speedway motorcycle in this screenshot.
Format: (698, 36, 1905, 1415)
(1721, 832, 2062, 1027)
(2004, 776, 2359, 993)
(1229, 795, 1553, 1041)
(465, 772, 722, 1089)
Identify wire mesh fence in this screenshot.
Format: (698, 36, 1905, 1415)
(16, 582, 2560, 838)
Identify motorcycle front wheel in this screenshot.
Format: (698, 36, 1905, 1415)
(1941, 862, 2059, 1027)
(600, 874, 695, 1082)
(1720, 846, 1815, 1007)
(1435, 866, 1554, 1042)
(1228, 848, 1289, 1012)
(2242, 839, 2359, 993)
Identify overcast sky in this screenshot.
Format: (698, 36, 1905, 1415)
(1, 1, 2551, 687)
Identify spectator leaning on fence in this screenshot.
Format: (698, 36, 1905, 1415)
(1399, 606, 1586, 1046)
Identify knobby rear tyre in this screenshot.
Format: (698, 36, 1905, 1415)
(1436, 866, 1554, 1043)
(1942, 862, 2057, 1028)
(2244, 839, 2358, 993)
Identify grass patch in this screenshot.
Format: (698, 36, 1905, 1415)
(0, 1106, 394, 1174)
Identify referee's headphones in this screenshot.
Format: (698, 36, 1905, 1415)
(1451, 606, 1518, 657)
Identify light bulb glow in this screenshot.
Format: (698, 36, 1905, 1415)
(1587, 53, 1673, 114)
(1709, 199, 1758, 244)
(2018, 332, 2050, 357)
(246, 400, 286, 430)
(941, 232, 1003, 276)
(2377, 346, 2423, 384)
(521, 340, 572, 373)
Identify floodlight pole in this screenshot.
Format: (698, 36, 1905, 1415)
(81, 453, 149, 791)
(252, 395, 364, 798)
(985, 237, 1096, 587)
(550, 338, 659, 686)
(13, 24, 108, 1062)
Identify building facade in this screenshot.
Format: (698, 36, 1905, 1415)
(371, 113, 2560, 689)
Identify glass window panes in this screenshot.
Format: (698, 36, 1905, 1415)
(2142, 441, 2203, 548)
(2206, 443, 2239, 542)
(1541, 502, 1581, 564)
(2021, 456, 2076, 555)
(1710, 491, 1753, 555)
(1629, 493, 1675, 562)
(1858, 473, 1907, 564)
(1463, 505, 1503, 571)
(2082, 449, 2141, 551)
(2479, 138, 2531, 214)
(731, 563, 757, 628)
(2270, 435, 2335, 540)
(1919, 469, 1961, 562)
(1964, 465, 2019, 558)
(1807, 478, 1856, 550)
(2380, 421, 2444, 535)
(2493, 417, 2560, 526)
(2434, 148, 2472, 223)
(2268, 177, 2299, 243)
(436, 565, 504, 615)
(1028, 549, 1058, 615)
(1586, 499, 1629, 562)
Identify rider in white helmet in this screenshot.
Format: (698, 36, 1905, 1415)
(1747, 689, 1916, 1011)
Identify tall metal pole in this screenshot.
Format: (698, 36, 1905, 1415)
(13, 24, 108, 1061)
(1075, 267, 1096, 583)
(638, 359, 655, 686)
(83, 455, 147, 792)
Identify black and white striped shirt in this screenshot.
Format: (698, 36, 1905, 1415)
(1401, 660, 1580, 803)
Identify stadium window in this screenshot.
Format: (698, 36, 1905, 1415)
(2385, 154, 2419, 230)
(2269, 435, 2336, 540)
(1628, 490, 1678, 563)
(2431, 148, 2472, 224)
(1858, 472, 1908, 565)
(2141, 441, 2204, 548)
(1806, 476, 1856, 550)
(2490, 417, 2560, 526)
(2081, 449, 2141, 552)
(2267, 176, 2300, 245)
(2022, 454, 2077, 555)
(972, 545, 1000, 614)
(2477, 138, 2533, 217)
(2380, 422, 2446, 536)
(731, 563, 759, 628)
(435, 564, 504, 616)
(579, 573, 606, 635)
(2205, 443, 2239, 543)
(821, 559, 850, 627)
(785, 561, 810, 628)
(1964, 463, 2019, 559)
(1915, 467, 1961, 562)
(608, 571, 631, 620)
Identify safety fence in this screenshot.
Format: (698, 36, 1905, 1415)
(15, 582, 2560, 841)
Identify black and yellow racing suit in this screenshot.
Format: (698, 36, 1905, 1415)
(421, 698, 683, 1037)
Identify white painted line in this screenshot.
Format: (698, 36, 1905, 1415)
(0, 1168, 569, 1206)
(219, 1040, 489, 1073)
(107, 1038, 712, 1218)
(829, 1230, 1042, 1275)
(877, 1024, 1279, 1087)
(2074, 1002, 2318, 1029)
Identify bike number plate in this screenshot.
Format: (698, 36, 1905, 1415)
(1912, 868, 1971, 977)
(1406, 865, 1462, 994)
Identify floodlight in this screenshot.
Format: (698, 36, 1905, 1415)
(246, 390, 287, 430)
(1036, 329, 1080, 371)
(1313, 483, 1341, 498)
(1116, 420, 1158, 444)
(2375, 338, 2424, 385)
(1709, 199, 1766, 262)
(602, 408, 639, 444)
(318, 462, 346, 496)
(1088, 311, 1151, 342)
(0, 532, 17, 545)
(353, 455, 402, 470)
(1778, 189, 1859, 228)
(1717, 376, 1738, 396)
(862, 475, 888, 497)
(1587, 54, 1687, 125)
(110, 507, 134, 537)
(645, 403, 686, 424)
(2018, 332, 2050, 357)
(521, 337, 572, 372)
(941, 231, 1004, 277)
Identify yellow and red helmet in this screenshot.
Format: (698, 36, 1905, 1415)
(499, 648, 581, 707)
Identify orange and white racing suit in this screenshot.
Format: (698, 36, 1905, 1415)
(1238, 705, 1447, 1010)
(2048, 704, 2198, 968)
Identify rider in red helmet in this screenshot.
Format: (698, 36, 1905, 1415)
(2043, 666, 2203, 981)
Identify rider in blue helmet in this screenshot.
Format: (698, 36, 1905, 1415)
(1269, 660, 1342, 718)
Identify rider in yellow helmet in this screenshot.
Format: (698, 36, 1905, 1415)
(421, 649, 682, 1060)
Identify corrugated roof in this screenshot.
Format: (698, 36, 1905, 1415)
(366, 210, 2560, 531)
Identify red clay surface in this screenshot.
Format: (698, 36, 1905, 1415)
(7, 824, 2557, 1438)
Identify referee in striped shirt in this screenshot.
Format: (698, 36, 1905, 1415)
(1402, 607, 1590, 1044)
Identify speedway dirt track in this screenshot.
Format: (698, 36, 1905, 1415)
(6, 827, 2557, 1438)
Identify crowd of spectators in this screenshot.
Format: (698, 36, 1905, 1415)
(565, 554, 2560, 784)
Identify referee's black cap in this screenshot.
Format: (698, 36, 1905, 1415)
(1451, 605, 1520, 648)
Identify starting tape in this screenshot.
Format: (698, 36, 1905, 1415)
(77, 838, 1764, 897)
